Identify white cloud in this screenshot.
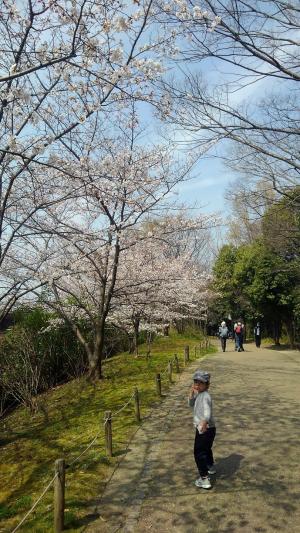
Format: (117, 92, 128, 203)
(177, 172, 231, 193)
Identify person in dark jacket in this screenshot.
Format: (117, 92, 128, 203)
(254, 322, 261, 347)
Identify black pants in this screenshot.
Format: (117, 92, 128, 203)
(194, 427, 216, 477)
(255, 335, 261, 347)
(220, 337, 227, 351)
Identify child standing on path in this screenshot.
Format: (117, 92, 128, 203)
(188, 370, 216, 490)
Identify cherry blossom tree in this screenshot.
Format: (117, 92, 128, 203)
(0, 0, 224, 345)
(110, 213, 215, 353)
(34, 111, 203, 379)
(1, 0, 199, 320)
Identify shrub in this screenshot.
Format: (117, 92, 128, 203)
(0, 308, 87, 414)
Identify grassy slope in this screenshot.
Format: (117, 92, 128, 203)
(0, 331, 215, 532)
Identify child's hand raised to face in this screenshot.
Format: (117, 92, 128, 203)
(189, 380, 207, 399)
(189, 384, 197, 399)
(190, 381, 202, 397)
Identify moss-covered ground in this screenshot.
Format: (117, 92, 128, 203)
(0, 330, 215, 532)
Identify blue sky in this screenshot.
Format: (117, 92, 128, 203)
(139, 51, 277, 223)
(139, 105, 235, 219)
(165, 65, 276, 219)
(168, 74, 273, 218)
(172, 155, 232, 215)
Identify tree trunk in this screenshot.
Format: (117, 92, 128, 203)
(128, 336, 135, 354)
(174, 319, 184, 334)
(285, 319, 295, 347)
(88, 351, 103, 380)
(133, 317, 140, 356)
(146, 330, 153, 357)
(274, 319, 281, 345)
(88, 323, 105, 380)
(87, 239, 120, 380)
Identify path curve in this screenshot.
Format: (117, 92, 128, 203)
(85, 342, 300, 533)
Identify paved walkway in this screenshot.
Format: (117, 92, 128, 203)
(85, 342, 300, 533)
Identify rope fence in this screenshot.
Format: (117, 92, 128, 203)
(10, 337, 211, 532)
(11, 473, 58, 533)
(109, 390, 136, 419)
(67, 432, 102, 468)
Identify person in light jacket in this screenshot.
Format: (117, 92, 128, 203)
(218, 320, 229, 352)
(188, 370, 216, 490)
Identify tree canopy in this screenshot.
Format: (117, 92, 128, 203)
(211, 189, 300, 344)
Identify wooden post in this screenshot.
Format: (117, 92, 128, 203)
(174, 354, 180, 373)
(168, 360, 172, 383)
(156, 373, 162, 397)
(184, 345, 190, 363)
(184, 350, 188, 366)
(134, 387, 141, 422)
(104, 411, 113, 457)
(54, 458, 65, 533)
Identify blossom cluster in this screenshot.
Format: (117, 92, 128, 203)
(161, 0, 221, 31)
(0, 0, 218, 333)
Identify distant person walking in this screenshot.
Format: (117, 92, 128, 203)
(233, 322, 238, 351)
(254, 322, 261, 347)
(218, 321, 229, 352)
(234, 320, 244, 352)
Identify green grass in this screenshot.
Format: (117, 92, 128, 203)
(0, 331, 215, 532)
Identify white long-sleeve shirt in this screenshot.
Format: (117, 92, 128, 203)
(188, 390, 215, 428)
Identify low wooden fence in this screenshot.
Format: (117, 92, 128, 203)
(12, 339, 211, 532)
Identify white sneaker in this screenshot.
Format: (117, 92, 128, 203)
(195, 476, 211, 489)
(208, 465, 216, 475)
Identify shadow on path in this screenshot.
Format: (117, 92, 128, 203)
(85, 343, 300, 533)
